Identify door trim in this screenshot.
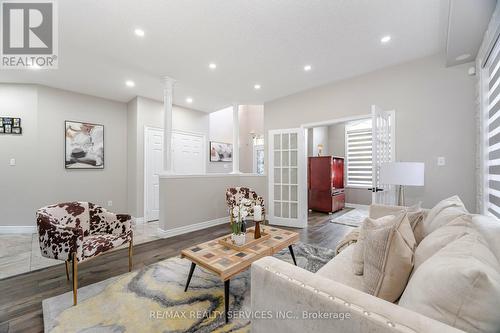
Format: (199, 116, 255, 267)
(144, 126, 164, 222)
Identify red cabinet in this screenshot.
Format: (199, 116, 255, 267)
(308, 156, 345, 213)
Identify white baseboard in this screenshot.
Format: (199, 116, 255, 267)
(0, 226, 37, 234)
(157, 216, 229, 239)
(345, 203, 369, 209)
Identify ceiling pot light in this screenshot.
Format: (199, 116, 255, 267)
(134, 28, 145, 37)
(254, 84, 261, 90)
(209, 63, 217, 70)
(186, 97, 193, 103)
(455, 53, 471, 61)
(304, 65, 312, 71)
(125, 80, 135, 87)
(380, 35, 391, 44)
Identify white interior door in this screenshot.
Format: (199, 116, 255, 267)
(145, 127, 164, 222)
(268, 128, 307, 228)
(172, 131, 206, 174)
(371, 105, 396, 205)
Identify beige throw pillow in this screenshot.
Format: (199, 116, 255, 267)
(423, 196, 468, 236)
(399, 234, 500, 333)
(351, 215, 395, 275)
(363, 212, 416, 302)
(414, 214, 477, 269)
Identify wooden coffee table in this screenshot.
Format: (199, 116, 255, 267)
(181, 226, 300, 323)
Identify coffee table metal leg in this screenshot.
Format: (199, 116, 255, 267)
(184, 262, 196, 292)
(288, 245, 297, 266)
(224, 279, 230, 323)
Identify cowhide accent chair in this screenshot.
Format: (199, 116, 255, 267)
(36, 202, 133, 305)
(225, 187, 266, 218)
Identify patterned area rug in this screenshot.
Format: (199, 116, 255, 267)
(43, 242, 335, 333)
(330, 207, 369, 227)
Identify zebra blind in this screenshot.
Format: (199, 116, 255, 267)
(345, 119, 372, 188)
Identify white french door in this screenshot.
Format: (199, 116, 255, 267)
(371, 105, 396, 205)
(268, 128, 307, 228)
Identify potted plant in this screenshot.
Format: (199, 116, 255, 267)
(230, 199, 250, 246)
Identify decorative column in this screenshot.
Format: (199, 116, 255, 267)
(162, 76, 176, 173)
(231, 103, 241, 174)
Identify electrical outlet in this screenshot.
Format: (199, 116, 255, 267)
(9, 158, 15, 166)
(437, 157, 446, 166)
(107, 200, 113, 207)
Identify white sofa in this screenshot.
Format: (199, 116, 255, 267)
(251, 203, 500, 333)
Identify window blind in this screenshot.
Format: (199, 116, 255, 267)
(486, 38, 500, 218)
(346, 125, 372, 188)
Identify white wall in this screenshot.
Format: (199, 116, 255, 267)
(0, 84, 128, 227)
(127, 96, 209, 218)
(265, 54, 477, 211)
(311, 126, 329, 157)
(208, 107, 233, 173)
(239, 105, 264, 173)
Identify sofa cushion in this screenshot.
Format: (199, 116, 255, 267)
(423, 195, 468, 236)
(471, 214, 500, 264)
(351, 215, 395, 275)
(363, 212, 416, 302)
(399, 233, 500, 333)
(316, 245, 364, 291)
(414, 214, 477, 270)
(82, 231, 132, 260)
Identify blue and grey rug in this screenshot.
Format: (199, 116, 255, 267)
(43, 242, 335, 333)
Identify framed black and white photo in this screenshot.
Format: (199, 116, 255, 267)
(65, 121, 104, 169)
(209, 141, 233, 162)
(0, 117, 21, 135)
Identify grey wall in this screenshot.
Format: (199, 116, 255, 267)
(0, 84, 128, 227)
(239, 105, 264, 173)
(127, 96, 210, 218)
(265, 54, 477, 211)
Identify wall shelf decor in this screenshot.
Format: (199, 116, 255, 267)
(0, 117, 22, 134)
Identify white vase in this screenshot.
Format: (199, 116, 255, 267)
(232, 233, 246, 246)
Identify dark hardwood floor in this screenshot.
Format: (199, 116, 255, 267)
(0, 212, 352, 333)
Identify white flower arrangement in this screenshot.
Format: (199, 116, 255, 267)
(231, 198, 252, 235)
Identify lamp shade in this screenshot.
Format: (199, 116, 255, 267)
(380, 162, 425, 186)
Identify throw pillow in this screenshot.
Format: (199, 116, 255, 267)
(413, 214, 477, 269)
(363, 212, 416, 302)
(351, 215, 395, 275)
(399, 234, 500, 333)
(423, 196, 468, 236)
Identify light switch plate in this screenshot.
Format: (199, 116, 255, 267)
(107, 201, 113, 207)
(437, 157, 446, 166)
(9, 158, 15, 166)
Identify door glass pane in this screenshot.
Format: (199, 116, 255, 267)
(282, 134, 289, 149)
(274, 201, 281, 217)
(274, 134, 281, 149)
(290, 185, 298, 201)
(274, 168, 281, 183)
(290, 133, 298, 149)
(282, 151, 289, 166)
(282, 168, 289, 184)
(290, 151, 297, 166)
(290, 203, 298, 218)
(290, 168, 297, 184)
(282, 185, 289, 201)
(274, 185, 281, 200)
(282, 202, 289, 218)
(274, 151, 281, 167)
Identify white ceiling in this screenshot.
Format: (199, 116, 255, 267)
(0, 0, 469, 112)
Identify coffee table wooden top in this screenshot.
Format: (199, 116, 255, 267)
(181, 226, 299, 280)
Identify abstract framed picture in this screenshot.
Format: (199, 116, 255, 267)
(65, 121, 104, 169)
(209, 141, 233, 162)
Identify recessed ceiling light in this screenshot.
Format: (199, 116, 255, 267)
(455, 53, 471, 61)
(134, 28, 145, 37)
(380, 35, 391, 44)
(186, 97, 193, 104)
(209, 63, 217, 70)
(304, 65, 312, 71)
(254, 84, 261, 90)
(125, 80, 135, 87)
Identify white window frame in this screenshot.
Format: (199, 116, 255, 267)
(345, 118, 373, 189)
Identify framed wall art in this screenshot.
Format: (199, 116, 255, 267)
(209, 141, 233, 162)
(65, 121, 104, 169)
(0, 117, 22, 135)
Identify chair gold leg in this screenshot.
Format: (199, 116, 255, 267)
(128, 239, 133, 272)
(72, 252, 78, 306)
(65, 260, 70, 281)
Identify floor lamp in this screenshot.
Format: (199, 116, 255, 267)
(380, 162, 425, 206)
